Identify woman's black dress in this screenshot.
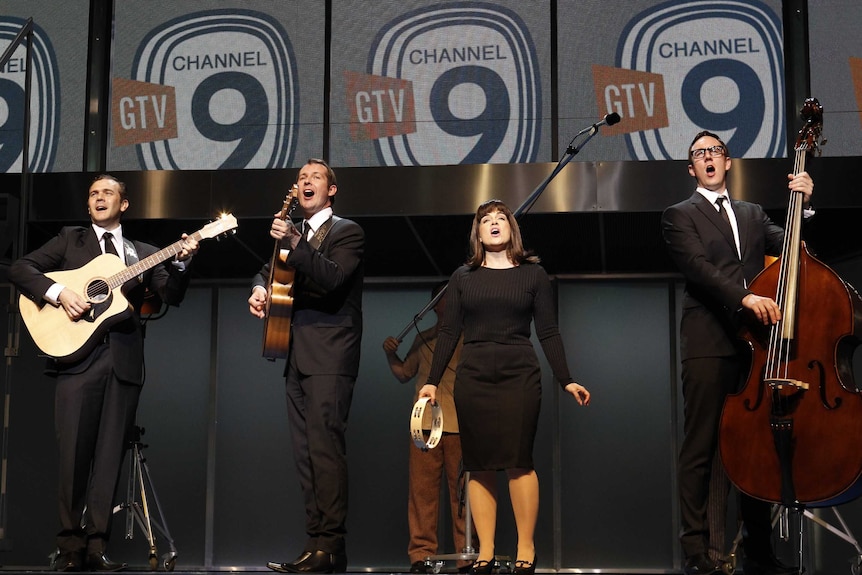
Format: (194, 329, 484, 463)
(426, 263, 574, 471)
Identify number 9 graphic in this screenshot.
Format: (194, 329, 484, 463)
(0, 78, 25, 172)
(191, 71, 269, 169)
(681, 58, 764, 157)
(429, 65, 510, 164)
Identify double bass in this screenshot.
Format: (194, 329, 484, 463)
(262, 184, 299, 359)
(719, 98, 862, 506)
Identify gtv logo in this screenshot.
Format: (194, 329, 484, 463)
(353, 2, 542, 166)
(125, 9, 298, 170)
(611, 0, 785, 160)
(0, 17, 60, 173)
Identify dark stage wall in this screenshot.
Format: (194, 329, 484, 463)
(2, 277, 862, 573)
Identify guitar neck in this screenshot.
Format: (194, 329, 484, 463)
(106, 230, 202, 289)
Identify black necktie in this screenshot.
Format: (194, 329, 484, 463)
(715, 196, 732, 228)
(103, 232, 119, 257)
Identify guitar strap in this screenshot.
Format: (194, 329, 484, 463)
(121, 237, 143, 281)
(309, 217, 335, 251)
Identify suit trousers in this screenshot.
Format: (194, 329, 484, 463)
(678, 356, 772, 559)
(54, 344, 141, 555)
(707, 447, 731, 562)
(285, 357, 356, 557)
(407, 433, 467, 564)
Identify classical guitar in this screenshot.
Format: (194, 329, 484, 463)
(19, 214, 238, 363)
(262, 185, 298, 359)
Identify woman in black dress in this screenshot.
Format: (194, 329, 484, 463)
(419, 199, 590, 575)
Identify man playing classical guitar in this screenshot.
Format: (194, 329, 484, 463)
(248, 159, 364, 574)
(9, 174, 199, 572)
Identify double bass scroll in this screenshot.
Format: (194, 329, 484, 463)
(262, 184, 299, 359)
(719, 98, 862, 506)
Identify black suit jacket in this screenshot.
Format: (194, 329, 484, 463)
(253, 215, 364, 377)
(9, 226, 191, 383)
(662, 192, 784, 360)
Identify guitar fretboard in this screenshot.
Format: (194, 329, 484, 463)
(106, 230, 204, 289)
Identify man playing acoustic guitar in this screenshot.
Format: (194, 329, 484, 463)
(249, 159, 364, 574)
(10, 174, 199, 572)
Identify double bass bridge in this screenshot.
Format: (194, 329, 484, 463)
(765, 378, 810, 391)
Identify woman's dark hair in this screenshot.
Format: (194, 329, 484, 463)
(465, 199, 538, 268)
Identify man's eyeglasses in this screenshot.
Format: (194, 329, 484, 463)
(690, 145, 727, 159)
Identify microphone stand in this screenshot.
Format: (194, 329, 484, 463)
(393, 118, 614, 342)
(515, 119, 606, 219)
(395, 293, 442, 342)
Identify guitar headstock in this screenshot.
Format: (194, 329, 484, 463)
(199, 213, 239, 240)
(796, 97, 826, 155)
(278, 184, 299, 220)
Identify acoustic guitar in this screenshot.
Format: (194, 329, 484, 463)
(19, 214, 238, 363)
(262, 185, 298, 359)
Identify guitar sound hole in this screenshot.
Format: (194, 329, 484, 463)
(87, 279, 110, 303)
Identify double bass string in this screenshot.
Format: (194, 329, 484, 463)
(765, 140, 810, 399)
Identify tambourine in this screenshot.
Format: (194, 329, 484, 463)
(410, 397, 443, 451)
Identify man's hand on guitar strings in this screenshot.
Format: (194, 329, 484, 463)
(58, 288, 91, 320)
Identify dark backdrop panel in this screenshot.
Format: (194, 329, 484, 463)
(211, 285, 299, 567)
(3, 289, 58, 568)
(558, 281, 676, 569)
(122, 286, 215, 567)
(350, 286, 433, 570)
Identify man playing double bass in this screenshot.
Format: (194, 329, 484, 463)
(661, 131, 813, 575)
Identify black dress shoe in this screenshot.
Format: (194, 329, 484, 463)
(85, 552, 126, 572)
(684, 553, 721, 575)
(283, 549, 347, 573)
(410, 560, 428, 573)
(54, 551, 82, 572)
(742, 555, 799, 575)
(269, 552, 314, 573)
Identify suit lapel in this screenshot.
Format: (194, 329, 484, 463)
(82, 227, 103, 261)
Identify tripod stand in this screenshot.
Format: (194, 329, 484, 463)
(113, 425, 178, 571)
(726, 503, 862, 575)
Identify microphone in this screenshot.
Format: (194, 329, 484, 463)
(595, 112, 621, 128)
(565, 112, 622, 155)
